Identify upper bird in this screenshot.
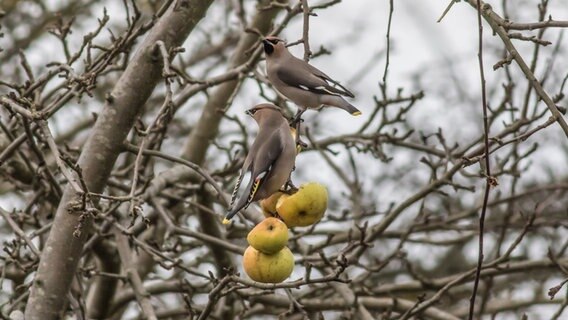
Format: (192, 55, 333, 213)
(223, 104, 297, 224)
(262, 36, 361, 124)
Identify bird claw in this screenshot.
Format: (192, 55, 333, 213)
(281, 179, 298, 194)
(289, 117, 304, 128)
(290, 108, 306, 128)
(296, 138, 308, 149)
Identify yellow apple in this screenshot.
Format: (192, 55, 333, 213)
(242, 246, 294, 283)
(276, 182, 328, 227)
(247, 217, 289, 254)
(259, 192, 285, 216)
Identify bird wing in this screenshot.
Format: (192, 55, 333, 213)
(306, 63, 355, 98)
(229, 168, 246, 207)
(247, 130, 284, 202)
(276, 57, 355, 98)
(228, 130, 284, 212)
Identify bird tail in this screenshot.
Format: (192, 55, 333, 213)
(345, 103, 362, 116)
(224, 192, 249, 224)
(223, 176, 256, 224)
(223, 206, 241, 225)
(322, 95, 361, 116)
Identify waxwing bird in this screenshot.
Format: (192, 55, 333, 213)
(262, 36, 361, 124)
(223, 104, 297, 224)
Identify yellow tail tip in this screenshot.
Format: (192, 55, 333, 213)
(222, 218, 230, 225)
(352, 111, 362, 116)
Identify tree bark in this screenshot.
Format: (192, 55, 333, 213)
(24, 1, 215, 319)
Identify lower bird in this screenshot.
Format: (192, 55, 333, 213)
(223, 104, 297, 224)
(262, 36, 361, 125)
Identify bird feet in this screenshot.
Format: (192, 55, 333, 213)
(289, 108, 306, 128)
(281, 179, 298, 194)
(296, 137, 308, 149)
(289, 116, 304, 128)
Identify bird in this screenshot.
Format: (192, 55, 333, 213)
(223, 104, 297, 224)
(262, 36, 361, 125)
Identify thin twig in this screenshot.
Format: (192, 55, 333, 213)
(301, 0, 311, 61)
(468, 1, 492, 318)
(382, 0, 394, 85)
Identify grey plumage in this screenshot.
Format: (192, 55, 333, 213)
(224, 104, 296, 223)
(263, 36, 361, 121)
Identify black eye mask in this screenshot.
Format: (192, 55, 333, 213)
(263, 41, 274, 55)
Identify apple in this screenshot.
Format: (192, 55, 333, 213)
(242, 246, 294, 283)
(247, 217, 289, 254)
(276, 182, 328, 227)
